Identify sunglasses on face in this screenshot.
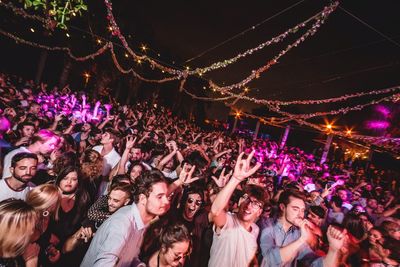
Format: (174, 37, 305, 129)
(187, 198, 202, 206)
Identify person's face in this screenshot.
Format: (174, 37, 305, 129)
(183, 193, 202, 221)
(376, 204, 384, 214)
(130, 165, 143, 182)
(365, 184, 372, 191)
(353, 192, 361, 200)
(282, 196, 306, 227)
(238, 194, 263, 223)
(82, 123, 91, 132)
(368, 229, 383, 245)
(310, 191, 320, 201)
(39, 137, 59, 154)
(307, 211, 322, 226)
(108, 189, 130, 213)
(338, 190, 348, 202)
(142, 182, 170, 217)
(367, 199, 378, 209)
(21, 125, 35, 138)
(59, 171, 79, 193)
(30, 105, 40, 114)
(130, 148, 142, 161)
(165, 159, 174, 169)
(45, 111, 53, 119)
(388, 227, 400, 241)
(11, 158, 38, 183)
(162, 241, 190, 267)
(100, 132, 113, 145)
(360, 215, 373, 231)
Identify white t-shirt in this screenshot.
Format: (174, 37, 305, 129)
(92, 146, 121, 196)
(2, 147, 31, 179)
(208, 212, 259, 267)
(0, 178, 35, 202)
(92, 145, 121, 177)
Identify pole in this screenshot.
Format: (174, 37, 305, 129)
(231, 116, 238, 135)
(320, 134, 333, 164)
(280, 125, 291, 149)
(253, 120, 260, 140)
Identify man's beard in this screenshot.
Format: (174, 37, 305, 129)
(13, 173, 33, 184)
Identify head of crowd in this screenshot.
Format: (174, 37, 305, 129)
(0, 72, 399, 267)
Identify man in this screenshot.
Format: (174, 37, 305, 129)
(2, 129, 59, 179)
(208, 151, 265, 267)
(81, 170, 170, 267)
(260, 189, 345, 267)
(92, 128, 121, 177)
(63, 180, 132, 254)
(327, 196, 345, 225)
(0, 152, 38, 201)
(92, 128, 121, 196)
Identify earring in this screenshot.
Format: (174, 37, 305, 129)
(42, 210, 50, 217)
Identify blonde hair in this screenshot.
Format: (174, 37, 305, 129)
(26, 184, 61, 220)
(0, 199, 37, 258)
(81, 149, 103, 181)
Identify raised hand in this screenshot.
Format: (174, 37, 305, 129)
(327, 225, 346, 251)
(211, 168, 233, 188)
(179, 163, 200, 186)
(232, 151, 261, 182)
(125, 136, 137, 150)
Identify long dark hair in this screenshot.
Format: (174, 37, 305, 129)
(55, 165, 90, 226)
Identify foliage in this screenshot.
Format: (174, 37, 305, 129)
(21, 0, 87, 29)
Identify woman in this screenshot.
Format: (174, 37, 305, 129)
(80, 149, 103, 201)
(0, 199, 37, 267)
(25, 184, 61, 266)
(49, 165, 90, 266)
(144, 223, 192, 267)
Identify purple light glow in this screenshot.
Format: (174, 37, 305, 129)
(375, 105, 390, 118)
(366, 120, 390, 129)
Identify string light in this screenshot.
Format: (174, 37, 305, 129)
(96, 39, 102, 44)
(30, 28, 35, 33)
(0, 28, 111, 61)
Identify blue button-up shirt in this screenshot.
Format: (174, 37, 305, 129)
(259, 218, 323, 267)
(81, 203, 147, 267)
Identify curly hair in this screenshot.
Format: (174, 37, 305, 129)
(80, 149, 103, 181)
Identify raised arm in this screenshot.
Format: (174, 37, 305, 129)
(210, 151, 260, 228)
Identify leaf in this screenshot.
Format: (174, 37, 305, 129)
(80, 4, 87, 11)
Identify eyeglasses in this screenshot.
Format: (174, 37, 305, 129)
(187, 198, 202, 206)
(242, 194, 263, 210)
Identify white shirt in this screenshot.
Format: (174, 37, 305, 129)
(208, 212, 259, 267)
(92, 145, 121, 177)
(0, 178, 35, 201)
(2, 147, 31, 179)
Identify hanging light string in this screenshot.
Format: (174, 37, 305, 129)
(185, 4, 336, 76)
(109, 43, 180, 83)
(0, 0, 48, 25)
(0, 27, 110, 61)
(103, 0, 338, 80)
(208, 2, 338, 93)
(184, 0, 307, 63)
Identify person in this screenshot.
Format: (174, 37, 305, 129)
(92, 128, 121, 196)
(259, 189, 346, 267)
(81, 170, 170, 267)
(208, 151, 265, 267)
(2, 129, 60, 179)
(0, 198, 37, 267)
(144, 223, 192, 267)
(49, 166, 90, 266)
(25, 184, 62, 266)
(0, 152, 38, 201)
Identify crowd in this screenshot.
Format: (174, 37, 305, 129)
(0, 72, 399, 267)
